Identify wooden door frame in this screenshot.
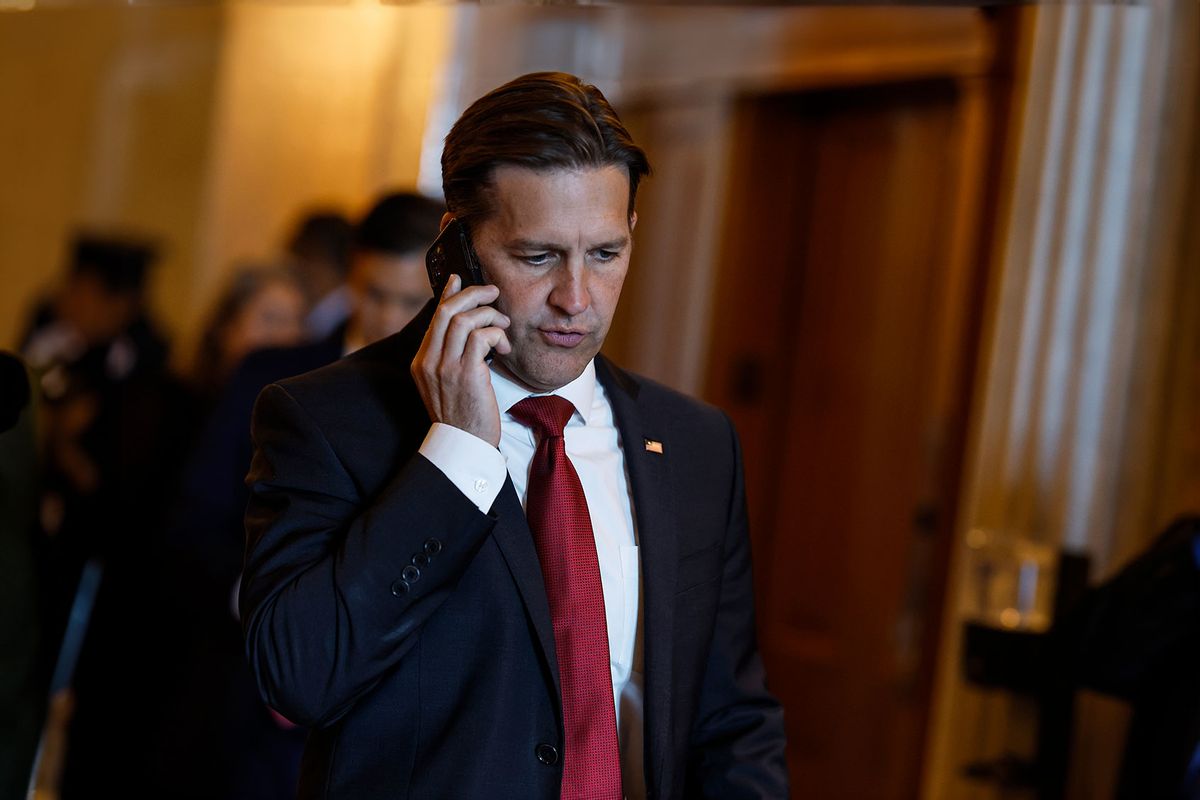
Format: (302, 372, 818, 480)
(695, 11, 1028, 795)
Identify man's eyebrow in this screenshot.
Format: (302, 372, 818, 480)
(505, 238, 561, 251)
(504, 236, 631, 251)
(592, 236, 631, 250)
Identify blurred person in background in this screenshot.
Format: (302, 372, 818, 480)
(21, 234, 169, 397)
(0, 352, 42, 800)
(17, 233, 193, 799)
(17, 233, 179, 643)
(285, 210, 355, 341)
(1061, 516, 1200, 799)
(189, 263, 307, 406)
(154, 191, 443, 800)
(173, 191, 443, 587)
(339, 192, 444, 353)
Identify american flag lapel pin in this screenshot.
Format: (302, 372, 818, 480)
(644, 438, 664, 454)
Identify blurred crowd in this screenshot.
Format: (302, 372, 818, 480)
(0, 191, 443, 800)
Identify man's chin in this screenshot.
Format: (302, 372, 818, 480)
(494, 350, 592, 394)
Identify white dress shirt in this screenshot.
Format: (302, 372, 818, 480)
(419, 360, 645, 797)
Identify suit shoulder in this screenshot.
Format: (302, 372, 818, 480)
(634, 372, 723, 415)
(266, 322, 423, 430)
(601, 359, 735, 444)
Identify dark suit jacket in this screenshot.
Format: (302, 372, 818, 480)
(1061, 516, 1200, 799)
(241, 305, 788, 799)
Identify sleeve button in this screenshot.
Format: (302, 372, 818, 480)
(390, 579, 410, 597)
(423, 538, 443, 557)
(411, 552, 430, 568)
(401, 565, 421, 583)
(534, 743, 559, 765)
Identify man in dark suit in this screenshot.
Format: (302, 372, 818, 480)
(241, 72, 788, 800)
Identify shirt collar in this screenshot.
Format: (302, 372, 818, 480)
(491, 359, 597, 427)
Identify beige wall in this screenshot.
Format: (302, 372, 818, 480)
(192, 2, 451, 355)
(0, 3, 451, 363)
(0, 5, 223, 350)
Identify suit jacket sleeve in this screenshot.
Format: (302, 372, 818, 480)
(240, 382, 497, 728)
(685, 413, 789, 798)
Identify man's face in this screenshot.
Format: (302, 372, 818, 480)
(471, 164, 635, 393)
(223, 278, 306, 367)
(58, 272, 139, 344)
(349, 252, 430, 345)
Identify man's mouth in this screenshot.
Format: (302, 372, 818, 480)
(538, 328, 587, 347)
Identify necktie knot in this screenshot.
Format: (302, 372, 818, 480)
(509, 394, 575, 440)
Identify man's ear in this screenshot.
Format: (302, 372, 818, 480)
(439, 212, 454, 232)
(629, 211, 638, 232)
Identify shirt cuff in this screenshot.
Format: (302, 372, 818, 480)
(419, 423, 506, 514)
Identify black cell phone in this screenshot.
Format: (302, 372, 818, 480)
(425, 218, 486, 297)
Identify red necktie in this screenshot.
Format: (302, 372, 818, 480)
(509, 395, 622, 800)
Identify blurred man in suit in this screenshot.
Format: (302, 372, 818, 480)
(241, 72, 788, 799)
(284, 210, 355, 342)
(19, 234, 194, 798)
(158, 193, 443, 800)
(173, 192, 444, 593)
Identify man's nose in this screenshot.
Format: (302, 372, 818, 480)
(548, 264, 589, 317)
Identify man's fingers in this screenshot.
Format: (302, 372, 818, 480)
(439, 284, 500, 318)
(442, 305, 510, 363)
(425, 283, 500, 357)
(464, 327, 511, 365)
(413, 279, 507, 436)
(492, 331, 513, 356)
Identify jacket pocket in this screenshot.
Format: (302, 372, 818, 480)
(675, 541, 721, 595)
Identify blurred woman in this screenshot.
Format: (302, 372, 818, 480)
(191, 265, 307, 398)
(151, 264, 307, 799)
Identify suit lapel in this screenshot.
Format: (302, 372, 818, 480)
(489, 476, 561, 700)
(596, 356, 678, 798)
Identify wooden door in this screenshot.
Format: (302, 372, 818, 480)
(704, 81, 994, 798)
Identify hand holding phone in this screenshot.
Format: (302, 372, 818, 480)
(412, 221, 511, 447)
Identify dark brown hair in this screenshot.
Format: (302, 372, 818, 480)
(441, 72, 651, 229)
(287, 211, 354, 277)
(354, 192, 445, 256)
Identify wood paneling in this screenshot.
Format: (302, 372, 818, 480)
(704, 79, 998, 799)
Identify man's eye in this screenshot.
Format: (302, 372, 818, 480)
(521, 253, 553, 266)
(592, 249, 619, 262)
